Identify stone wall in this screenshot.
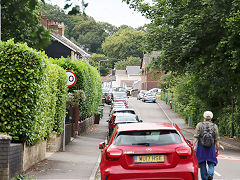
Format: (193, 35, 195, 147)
(22, 141, 46, 171)
(78, 116, 94, 135)
(47, 132, 62, 152)
(0, 135, 23, 180)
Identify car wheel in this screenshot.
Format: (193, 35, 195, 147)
(153, 100, 156, 103)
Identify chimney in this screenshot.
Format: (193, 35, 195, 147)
(40, 15, 65, 36)
(48, 20, 58, 32)
(58, 22, 65, 36)
(40, 14, 48, 28)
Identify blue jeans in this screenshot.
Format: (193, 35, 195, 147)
(199, 161, 215, 180)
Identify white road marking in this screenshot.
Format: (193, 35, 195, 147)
(156, 100, 173, 123)
(214, 171, 222, 177)
(218, 154, 240, 161)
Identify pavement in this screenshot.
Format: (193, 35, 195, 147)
(24, 97, 240, 180)
(25, 105, 109, 180)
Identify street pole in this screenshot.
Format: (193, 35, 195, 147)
(98, 59, 109, 75)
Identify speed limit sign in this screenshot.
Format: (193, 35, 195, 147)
(66, 70, 77, 87)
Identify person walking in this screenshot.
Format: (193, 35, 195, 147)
(193, 111, 220, 180)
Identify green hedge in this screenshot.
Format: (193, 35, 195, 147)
(159, 73, 240, 138)
(0, 40, 68, 145)
(51, 57, 102, 119)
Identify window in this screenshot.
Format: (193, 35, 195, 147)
(114, 130, 182, 146)
(115, 116, 138, 123)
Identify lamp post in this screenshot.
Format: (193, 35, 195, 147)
(98, 59, 109, 75)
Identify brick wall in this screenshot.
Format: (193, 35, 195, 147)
(9, 144, 23, 178)
(0, 135, 23, 180)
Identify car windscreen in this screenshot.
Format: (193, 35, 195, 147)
(115, 110, 135, 114)
(115, 116, 138, 123)
(113, 93, 127, 99)
(113, 130, 182, 146)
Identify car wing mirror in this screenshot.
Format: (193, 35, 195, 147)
(99, 142, 106, 149)
(186, 139, 193, 146)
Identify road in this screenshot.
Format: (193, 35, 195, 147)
(128, 97, 240, 180)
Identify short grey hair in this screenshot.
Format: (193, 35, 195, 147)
(203, 111, 213, 120)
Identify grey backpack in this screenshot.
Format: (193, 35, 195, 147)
(200, 122, 215, 148)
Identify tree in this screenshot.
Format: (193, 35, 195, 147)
(114, 57, 141, 70)
(38, 2, 119, 54)
(102, 28, 146, 59)
(123, 0, 240, 137)
(37, 2, 74, 39)
(89, 53, 112, 76)
(73, 19, 109, 53)
(2, 0, 51, 49)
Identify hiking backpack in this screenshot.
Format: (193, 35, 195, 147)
(200, 122, 215, 148)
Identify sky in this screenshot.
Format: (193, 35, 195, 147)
(45, 0, 150, 28)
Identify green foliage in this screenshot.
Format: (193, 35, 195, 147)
(125, 0, 240, 137)
(0, 40, 68, 144)
(102, 29, 146, 59)
(38, 2, 119, 54)
(51, 58, 102, 119)
(52, 64, 68, 136)
(89, 53, 112, 76)
(114, 57, 141, 70)
(37, 2, 73, 39)
(2, 0, 51, 49)
(66, 90, 86, 107)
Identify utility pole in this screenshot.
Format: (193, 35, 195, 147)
(98, 59, 109, 75)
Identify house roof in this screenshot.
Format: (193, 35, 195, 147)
(50, 33, 90, 59)
(105, 76, 116, 82)
(141, 51, 161, 69)
(126, 66, 141, 75)
(116, 70, 127, 76)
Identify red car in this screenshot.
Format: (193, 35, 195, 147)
(99, 122, 198, 180)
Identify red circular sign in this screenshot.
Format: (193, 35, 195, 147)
(66, 70, 77, 87)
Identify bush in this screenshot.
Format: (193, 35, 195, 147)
(0, 40, 68, 145)
(51, 57, 102, 119)
(52, 64, 68, 136)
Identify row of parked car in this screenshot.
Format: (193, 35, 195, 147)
(137, 88, 161, 103)
(102, 87, 129, 105)
(107, 90, 141, 135)
(98, 87, 199, 180)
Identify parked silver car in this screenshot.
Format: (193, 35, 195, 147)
(137, 90, 148, 100)
(142, 93, 157, 103)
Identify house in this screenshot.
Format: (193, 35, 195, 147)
(141, 51, 165, 90)
(102, 74, 116, 89)
(40, 15, 90, 61)
(115, 66, 141, 91)
(102, 66, 141, 91)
